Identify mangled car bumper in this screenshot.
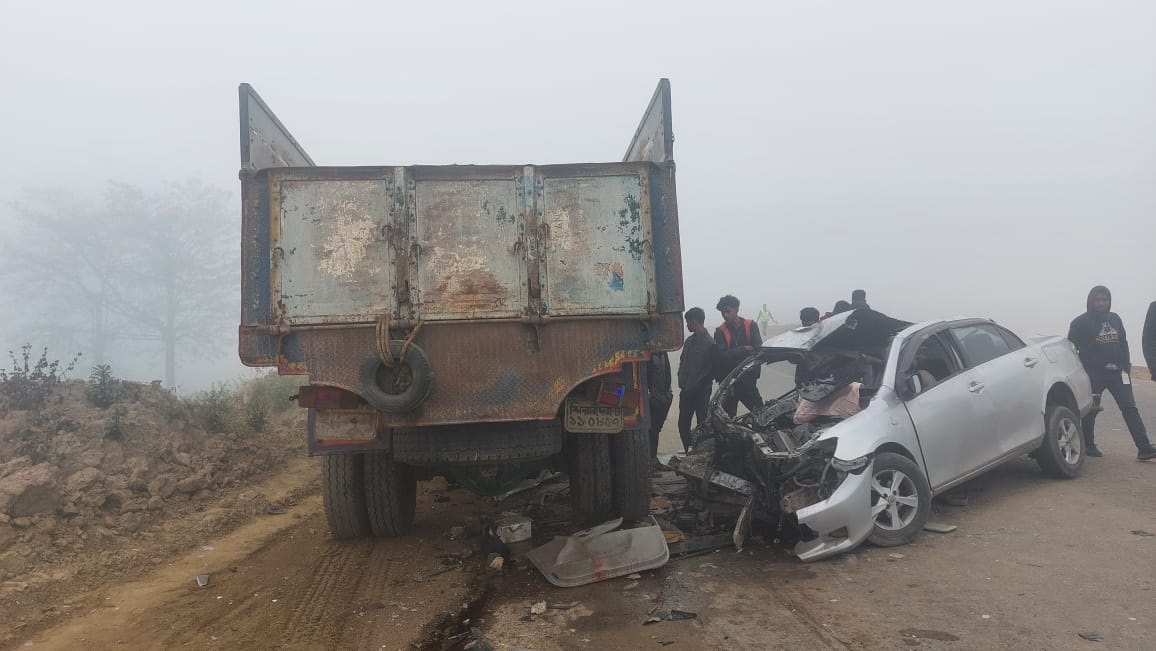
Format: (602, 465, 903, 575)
(793, 459, 875, 562)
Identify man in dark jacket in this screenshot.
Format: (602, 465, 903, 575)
(1067, 286, 1156, 460)
(800, 307, 821, 327)
(646, 351, 673, 463)
(1144, 301, 1156, 381)
(714, 295, 763, 417)
(677, 307, 715, 452)
(850, 289, 870, 310)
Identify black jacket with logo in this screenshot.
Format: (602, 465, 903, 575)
(1068, 286, 1130, 373)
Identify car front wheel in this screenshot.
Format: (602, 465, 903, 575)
(866, 452, 931, 548)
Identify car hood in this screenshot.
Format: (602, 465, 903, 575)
(762, 309, 911, 356)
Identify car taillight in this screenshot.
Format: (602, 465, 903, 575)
(298, 386, 364, 409)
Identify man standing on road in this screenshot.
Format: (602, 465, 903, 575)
(1067, 285, 1156, 460)
(757, 303, 775, 335)
(677, 307, 715, 452)
(1143, 300, 1156, 381)
(714, 295, 763, 417)
(646, 351, 673, 466)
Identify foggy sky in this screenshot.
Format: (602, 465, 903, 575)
(3, 0, 1154, 387)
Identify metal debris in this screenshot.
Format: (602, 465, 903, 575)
(943, 493, 969, 507)
(1130, 530, 1154, 537)
(496, 470, 562, 501)
(667, 533, 733, 559)
(195, 574, 210, 588)
(923, 522, 958, 534)
(1078, 631, 1104, 642)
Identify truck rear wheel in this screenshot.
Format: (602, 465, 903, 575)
(610, 429, 651, 522)
(321, 454, 370, 540)
(567, 433, 612, 520)
(363, 452, 417, 537)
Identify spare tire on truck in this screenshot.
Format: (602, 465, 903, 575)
(359, 341, 434, 413)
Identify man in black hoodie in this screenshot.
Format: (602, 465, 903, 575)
(1068, 286, 1156, 460)
(1144, 301, 1156, 381)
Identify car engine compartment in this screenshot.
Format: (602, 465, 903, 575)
(669, 309, 911, 548)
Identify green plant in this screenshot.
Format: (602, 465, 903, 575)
(239, 372, 305, 433)
(242, 399, 268, 433)
(86, 363, 120, 409)
(0, 344, 80, 411)
(105, 404, 126, 440)
(186, 384, 240, 434)
(245, 373, 305, 416)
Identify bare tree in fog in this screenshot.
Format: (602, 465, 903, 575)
(2, 180, 236, 387)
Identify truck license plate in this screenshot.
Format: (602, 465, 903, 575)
(565, 399, 624, 433)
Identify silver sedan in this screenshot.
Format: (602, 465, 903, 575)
(679, 309, 1093, 561)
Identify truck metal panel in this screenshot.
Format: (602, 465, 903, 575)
(623, 78, 673, 164)
(542, 171, 654, 315)
(238, 80, 684, 426)
(413, 174, 526, 320)
(239, 84, 315, 170)
(277, 178, 395, 323)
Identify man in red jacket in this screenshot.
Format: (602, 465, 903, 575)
(714, 294, 763, 417)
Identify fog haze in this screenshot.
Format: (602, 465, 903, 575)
(3, 0, 1154, 387)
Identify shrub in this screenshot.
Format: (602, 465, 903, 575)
(0, 344, 80, 411)
(86, 363, 121, 409)
(186, 384, 240, 434)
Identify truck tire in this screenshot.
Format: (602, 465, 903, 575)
(567, 433, 612, 520)
(359, 341, 434, 414)
(321, 454, 370, 540)
(363, 452, 417, 537)
(610, 429, 651, 522)
(392, 422, 563, 465)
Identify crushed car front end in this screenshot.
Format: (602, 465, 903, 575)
(672, 309, 916, 561)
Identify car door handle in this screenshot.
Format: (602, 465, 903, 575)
(1024, 357, 1039, 368)
(968, 382, 985, 394)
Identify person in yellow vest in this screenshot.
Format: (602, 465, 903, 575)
(756, 303, 774, 334)
(714, 294, 763, 417)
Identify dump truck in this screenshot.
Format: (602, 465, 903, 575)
(237, 80, 683, 538)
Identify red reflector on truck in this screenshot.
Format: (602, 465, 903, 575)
(298, 386, 363, 409)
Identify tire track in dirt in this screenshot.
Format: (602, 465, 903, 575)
(279, 543, 368, 647)
(9, 475, 489, 651)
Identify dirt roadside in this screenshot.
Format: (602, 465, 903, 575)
(4, 471, 492, 650)
(7, 374, 1156, 650)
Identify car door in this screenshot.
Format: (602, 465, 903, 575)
(899, 330, 990, 489)
(946, 323, 1045, 457)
